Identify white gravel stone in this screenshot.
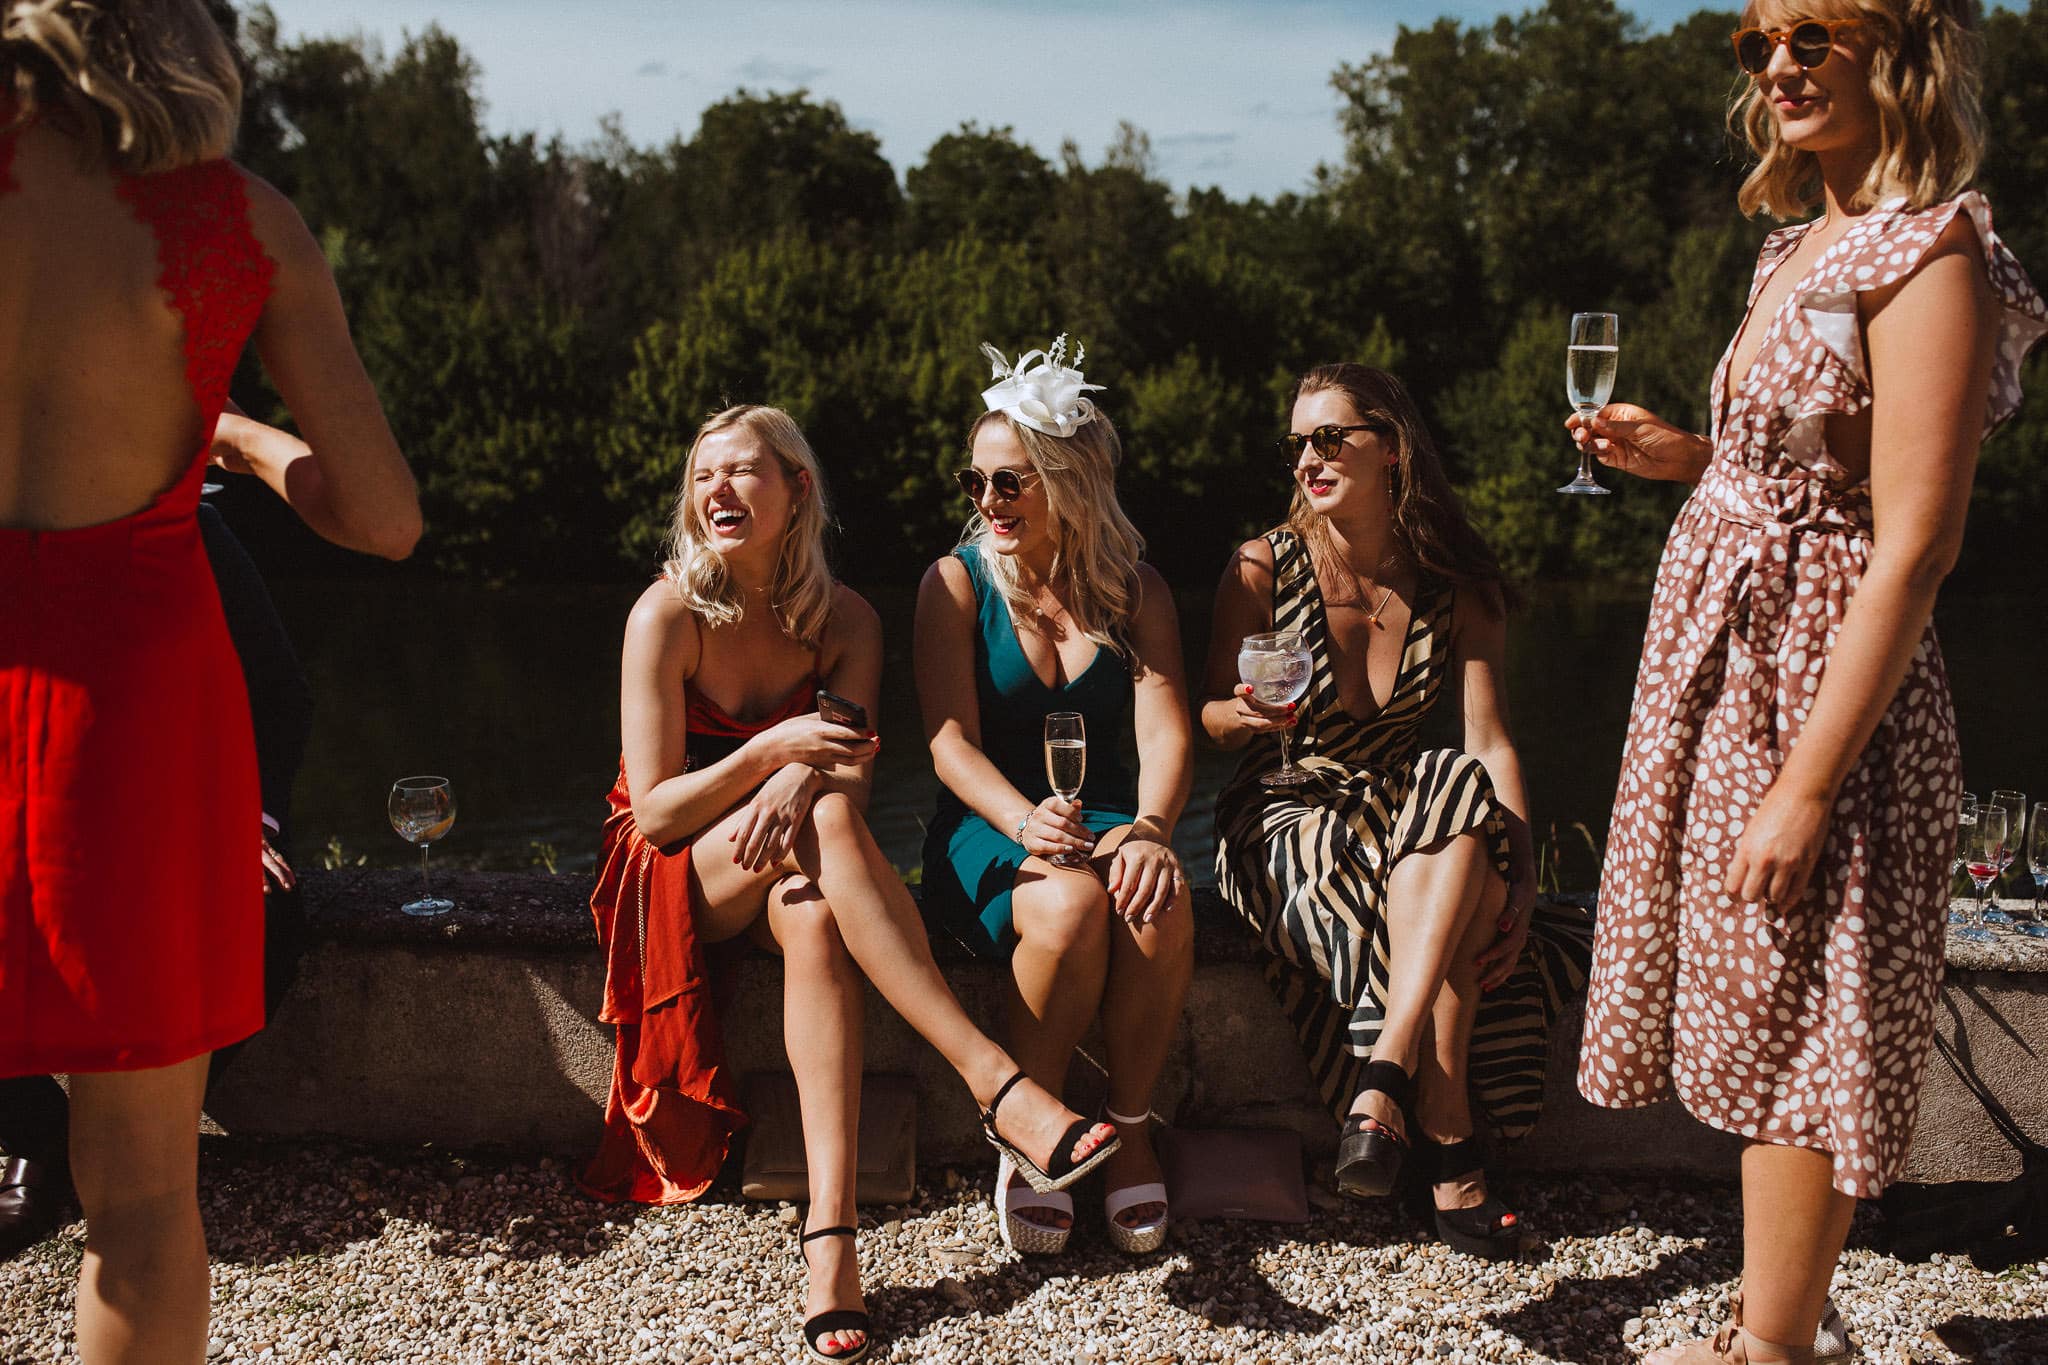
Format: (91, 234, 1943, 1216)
(2, 1141, 2044, 1362)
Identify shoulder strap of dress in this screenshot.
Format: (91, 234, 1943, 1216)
(113, 159, 277, 425)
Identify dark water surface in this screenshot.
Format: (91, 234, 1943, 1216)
(274, 578, 2044, 892)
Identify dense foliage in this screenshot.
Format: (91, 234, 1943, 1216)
(215, 0, 2048, 586)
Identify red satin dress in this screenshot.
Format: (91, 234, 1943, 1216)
(580, 676, 818, 1204)
(0, 122, 275, 1074)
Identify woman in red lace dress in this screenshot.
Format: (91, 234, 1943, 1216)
(1571, 3, 2045, 1361)
(1, 4, 420, 1359)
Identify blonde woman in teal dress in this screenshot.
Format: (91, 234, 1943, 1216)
(916, 338, 1195, 1257)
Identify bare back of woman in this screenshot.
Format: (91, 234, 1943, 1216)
(0, 120, 202, 527)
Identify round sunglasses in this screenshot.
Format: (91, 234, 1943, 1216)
(1731, 18, 1863, 75)
(1279, 423, 1385, 463)
(953, 466, 1042, 502)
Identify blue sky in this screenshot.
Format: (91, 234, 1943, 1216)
(267, 0, 1716, 199)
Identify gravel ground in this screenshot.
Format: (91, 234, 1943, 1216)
(2, 1139, 2042, 1364)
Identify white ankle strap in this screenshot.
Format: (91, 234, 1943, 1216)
(1105, 1105, 1151, 1126)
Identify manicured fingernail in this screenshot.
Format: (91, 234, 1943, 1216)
(1498, 915, 1513, 932)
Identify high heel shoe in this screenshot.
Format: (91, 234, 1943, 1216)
(994, 1153, 1072, 1256)
(1404, 1133, 1521, 1261)
(979, 1070, 1120, 1194)
(797, 1224, 873, 1362)
(1334, 1059, 1412, 1199)
(1101, 1105, 1169, 1255)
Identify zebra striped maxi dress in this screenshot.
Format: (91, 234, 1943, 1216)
(1213, 530, 1594, 1136)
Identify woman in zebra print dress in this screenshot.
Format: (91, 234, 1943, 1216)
(1200, 364, 1591, 1258)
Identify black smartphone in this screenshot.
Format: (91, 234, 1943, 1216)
(816, 689, 870, 732)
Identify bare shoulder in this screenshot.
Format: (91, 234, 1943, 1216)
(1449, 580, 1508, 651)
(624, 579, 698, 670)
(825, 582, 882, 647)
(919, 552, 975, 608)
(1134, 561, 1177, 616)
(235, 169, 324, 274)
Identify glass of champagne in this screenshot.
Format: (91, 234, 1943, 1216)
(389, 776, 457, 916)
(1986, 790, 2027, 925)
(1949, 805, 1979, 924)
(1958, 805, 2006, 943)
(2025, 800, 2048, 938)
(1561, 311, 1618, 496)
(1239, 630, 1314, 788)
(1042, 712, 1090, 869)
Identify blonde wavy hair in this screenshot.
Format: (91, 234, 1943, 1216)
(1733, 0, 1984, 220)
(662, 405, 836, 649)
(2, 0, 239, 174)
(961, 409, 1145, 671)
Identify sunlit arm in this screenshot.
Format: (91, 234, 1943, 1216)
(1196, 538, 1285, 749)
(915, 556, 1037, 836)
(1453, 588, 1538, 890)
(1728, 218, 1996, 904)
(1125, 564, 1194, 845)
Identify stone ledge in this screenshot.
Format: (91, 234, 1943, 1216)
(202, 872, 2046, 1186)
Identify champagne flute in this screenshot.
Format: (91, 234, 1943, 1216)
(2024, 800, 2048, 939)
(389, 776, 457, 916)
(1042, 712, 1090, 870)
(1986, 789, 2027, 925)
(1561, 311, 1618, 496)
(1239, 630, 1314, 788)
(1958, 805, 2006, 943)
(1948, 807, 1978, 925)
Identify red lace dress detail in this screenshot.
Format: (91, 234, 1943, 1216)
(1, 126, 278, 1074)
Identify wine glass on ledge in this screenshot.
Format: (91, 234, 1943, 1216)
(389, 775, 456, 916)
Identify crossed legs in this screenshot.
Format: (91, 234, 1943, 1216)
(68, 1056, 212, 1365)
(1355, 832, 1505, 1211)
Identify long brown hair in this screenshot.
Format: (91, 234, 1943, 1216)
(1285, 364, 1512, 610)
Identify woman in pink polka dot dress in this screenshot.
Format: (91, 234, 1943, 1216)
(1568, 2, 2046, 1362)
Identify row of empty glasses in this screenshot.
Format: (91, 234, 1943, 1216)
(1953, 788, 2048, 942)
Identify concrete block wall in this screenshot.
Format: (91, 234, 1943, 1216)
(203, 870, 2047, 1186)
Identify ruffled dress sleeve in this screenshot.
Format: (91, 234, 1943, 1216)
(1788, 191, 2048, 436)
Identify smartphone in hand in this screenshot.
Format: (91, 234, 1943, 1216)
(816, 689, 870, 732)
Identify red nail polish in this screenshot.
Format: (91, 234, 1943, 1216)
(1498, 916, 1514, 932)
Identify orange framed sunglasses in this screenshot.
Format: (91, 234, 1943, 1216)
(1730, 18, 1864, 74)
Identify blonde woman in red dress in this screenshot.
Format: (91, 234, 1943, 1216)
(1, 3, 422, 1360)
(1572, 2, 2046, 1361)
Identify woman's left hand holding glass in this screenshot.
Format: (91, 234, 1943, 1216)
(730, 763, 822, 871)
(1107, 835, 1181, 926)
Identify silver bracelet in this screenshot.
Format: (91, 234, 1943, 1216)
(1012, 811, 1031, 845)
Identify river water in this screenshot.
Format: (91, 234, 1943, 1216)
(273, 578, 2044, 894)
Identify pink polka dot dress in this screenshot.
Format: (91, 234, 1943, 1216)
(1577, 193, 2047, 1199)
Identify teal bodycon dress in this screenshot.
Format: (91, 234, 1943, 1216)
(921, 543, 1138, 960)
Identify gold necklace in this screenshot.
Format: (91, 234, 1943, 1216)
(1331, 552, 1402, 629)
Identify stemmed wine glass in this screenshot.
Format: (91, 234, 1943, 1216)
(1957, 805, 2006, 944)
(1041, 712, 1091, 869)
(389, 776, 457, 916)
(2025, 800, 2048, 939)
(1239, 630, 1314, 788)
(1561, 312, 1618, 495)
(1985, 790, 2027, 926)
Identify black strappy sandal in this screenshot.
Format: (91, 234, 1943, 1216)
(797, 1224, 873, 1363)
(1334, 1059, 1413, 1199)
(1406, 1134, 1522, 1261)
(979, 1070, 1121, 1194)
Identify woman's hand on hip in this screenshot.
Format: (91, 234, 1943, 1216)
(1727, 783, 1831, 910)
(1107, 835, 1182, 926)
(730, 764, 821, 871)
(1020, 796, 1096, 861)
(1567, 403, 1710, 483)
